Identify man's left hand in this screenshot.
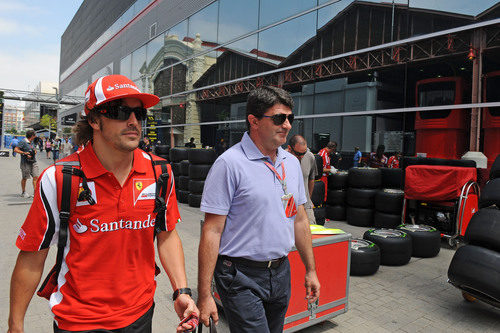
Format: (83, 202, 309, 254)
(175, 294, 200, 332)
(304, 270, 320, 303)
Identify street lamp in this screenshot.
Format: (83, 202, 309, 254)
(52, 87, 61, 139)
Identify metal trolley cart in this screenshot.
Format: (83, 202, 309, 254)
(212, 232, 351, 332)
(402, 165, 479, 247)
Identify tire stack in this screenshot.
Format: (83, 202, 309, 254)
(170, 148, 189, 204)
(187, 149, 217, 208)
(155, 144, 170, 161)
(448, 159, 500, 306)
(325, 171, 348, 221)
(311, 180, 326, 225)
(346, 168, 381, 227)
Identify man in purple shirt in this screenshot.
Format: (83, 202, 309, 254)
(197, 86, 320, 332)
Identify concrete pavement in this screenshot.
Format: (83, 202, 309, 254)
(0, 152, 498, 332)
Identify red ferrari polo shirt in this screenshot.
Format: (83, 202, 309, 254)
(16, 144, 181, 330)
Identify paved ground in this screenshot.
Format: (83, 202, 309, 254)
(0, 152, 499, 332)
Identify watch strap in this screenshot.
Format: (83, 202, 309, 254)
(173, 287, 192, 301)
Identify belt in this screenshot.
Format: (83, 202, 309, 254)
(219, 255, 287, 269)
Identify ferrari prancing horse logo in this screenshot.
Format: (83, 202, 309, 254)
(135, 181, 143, 191)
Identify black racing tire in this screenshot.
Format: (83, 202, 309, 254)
(311, 181, 326, 207)
(346, 187, 378, 208)
(327, 189, 346, 206)
(328, 171, 348, 190)
(380, 167, 403, 189)
(188, 148, 217, 164)
(177, 190, 189, 203)
(313, 206, 326, 226)
(325, 205, 346, 221)
(373, 211, 402, 229)
(402, 157, 476, 169)
(314, 155, 323, 180)
(189, 180, 205, 194)
(155, 144, 170, 156)
(157, 154, 169, 161)
(448, 245, 500, 305)
(189, 164, 212, 180)
(174, 177, 179, 189)
(479, 178, 500, 208)
(188, 193, 202, 208)
(348, 167, 381, 188)
(350, 239, 381, 276)
(363, 229, 412, 266)
(180, 160, 190, 176)
(169, 147, 189, 163)
(464, 208, 500, 252)
(397, 224, 441, 258)
(178, 176, 190, 191)
(489, 154, 500, 180)
(171, 162, 181, 177)
(375, 189, 404, 214)
(347, 206, 373, 227)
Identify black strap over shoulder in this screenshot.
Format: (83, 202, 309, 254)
(149, 156, 170, 237)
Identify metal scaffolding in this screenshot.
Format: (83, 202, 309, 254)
(0, 88, 84, 106)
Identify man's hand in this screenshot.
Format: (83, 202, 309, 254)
(304, 270, 320, 303)
(174, 294, 199, 332)
(197, 294, 219, 327)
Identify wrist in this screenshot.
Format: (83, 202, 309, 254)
(172, 287, 192, 301)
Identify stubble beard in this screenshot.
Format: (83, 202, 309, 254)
(100, 121, 140, 153)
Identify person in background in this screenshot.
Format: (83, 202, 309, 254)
(369, 144, 388, 168)
(38, 137, 44, 152)
(185, 137, 196, 148)
(10, 137, 19, 157)
(287, 135, 318, 224)
(329, 141, 342, 169)
(318, 141, 337, 201)
(61, 137, 73, 158)
(13, 130, 39, 198)
(139, 136, 152, 153)
(215, 138, 227, 156)
(388, 151, 402, 169)
(353, 146, 362, 167)
(52, 138, 61, 161)
(45, 138, 52, 158)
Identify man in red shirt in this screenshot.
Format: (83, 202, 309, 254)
(388, 152, 401, 168)
(8, 75, 198, 332)
(318, 142, 337, 201)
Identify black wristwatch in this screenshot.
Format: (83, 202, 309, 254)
(172, 288, 192, 301)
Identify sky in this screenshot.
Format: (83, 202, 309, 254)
(0, 0, 82, 106)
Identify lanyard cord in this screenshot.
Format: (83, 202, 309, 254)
(263, 161, 288, 194)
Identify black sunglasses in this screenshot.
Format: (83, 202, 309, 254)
(291, 147, 306, 156)
(98, 105, 147, 121)
(262, 113, 295, 125)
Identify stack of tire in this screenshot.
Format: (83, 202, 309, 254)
(346, 168, 381, 227)
(325, 171, 348, 221)
(187, 148, 217, 208)
(155, 144, 170, 161)
(311, 180, 326, 225)
(169, 148, 189, 204)
(448, 155, 500, 306)
(374, 167, 404, 228)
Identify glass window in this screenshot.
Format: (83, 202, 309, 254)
(218, 0, 259, 44)
(166, 20, 189, 60)
(259, 0, 316, 28)
(188, 2, 218, 43)
(131, 45, 147, 80)
(120, 54, 132, 78)
(258, 12, 316, 59)
(91, 62, 113, 82)
(146, 33, 164, 69)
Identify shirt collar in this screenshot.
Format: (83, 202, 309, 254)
(241, 131, 287, 165)
(79, 144, 149, 179)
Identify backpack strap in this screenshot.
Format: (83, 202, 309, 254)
(148, 156, 171, 237)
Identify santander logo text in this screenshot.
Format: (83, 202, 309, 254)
(86, 214, 156, 233)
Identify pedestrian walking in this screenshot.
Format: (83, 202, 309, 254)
(353, 146, 362, 167)
(61, 137, 73, 158)
(52, 138, 61, 161)
(8, 74, 198, 333)
(287, 135, 318, 224)
(10, 137, 19, 157)
(45, 138, 52, 158)
(197, 86, 320, 332)
(13, 130, 39, 198)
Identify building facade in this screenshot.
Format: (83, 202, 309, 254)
(24, 81, 59, 128)
(3, 105, 24, 133)
(60, 0, 500, 164)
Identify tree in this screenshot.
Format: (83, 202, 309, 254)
(40, 114, 57, 130)
(7, 128, 18, 134)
